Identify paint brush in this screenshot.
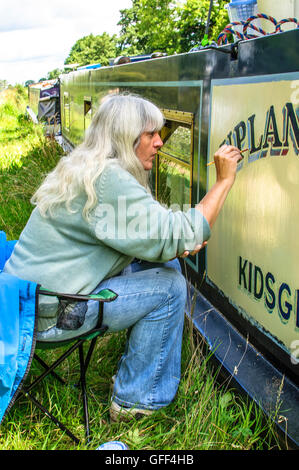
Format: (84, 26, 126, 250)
(206, 148, 249, 166)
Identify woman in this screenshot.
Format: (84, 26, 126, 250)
(4, 93, 242, 421)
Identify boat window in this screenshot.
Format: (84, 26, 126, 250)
(161, 123, 191, 164)
(155, 109, 194, 210)
(84, 97, 92, 131)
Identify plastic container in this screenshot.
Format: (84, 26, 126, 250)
(96, 441, 129, 450)
(225, 0, 261, 39)
(226, 0, 258, 22)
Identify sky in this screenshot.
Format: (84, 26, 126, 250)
(0, 0, 132, 85)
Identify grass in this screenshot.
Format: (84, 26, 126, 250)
(0, 85, 62, 239)
(0, 87, 283, 451)
(1, 320, 281, 451)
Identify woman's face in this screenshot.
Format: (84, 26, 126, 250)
(135, 131, 163, 171)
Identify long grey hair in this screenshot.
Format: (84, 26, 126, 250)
(31, 93, 164, 220)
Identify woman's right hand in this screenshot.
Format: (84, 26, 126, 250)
(213, 145, 243, 187)
(195, 145, 243, 228)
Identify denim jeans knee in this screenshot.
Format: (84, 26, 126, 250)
(97, 264, 187, 410)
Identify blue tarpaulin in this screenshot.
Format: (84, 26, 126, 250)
(0, 231, 37, 423)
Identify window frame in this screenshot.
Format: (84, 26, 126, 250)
(84, 96, 92, 131)
(156, 108, 194, 207)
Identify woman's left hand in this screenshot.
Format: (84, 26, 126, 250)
(171, 241, 208, 260)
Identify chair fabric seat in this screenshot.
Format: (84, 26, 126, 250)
(36, 301, 99, 344)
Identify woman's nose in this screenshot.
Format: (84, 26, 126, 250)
(154, 133, 163, 148)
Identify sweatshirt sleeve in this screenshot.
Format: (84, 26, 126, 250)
(91, 164, 210, 262)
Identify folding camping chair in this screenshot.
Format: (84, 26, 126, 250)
(0, 231, 118, 444)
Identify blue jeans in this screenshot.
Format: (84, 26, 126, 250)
(96, 258, 187, 411)
(37, 258, 187, 411)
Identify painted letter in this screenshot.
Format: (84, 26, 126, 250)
(239, 256, 247, 290)
(254, 265, 264, 299)
(233, 121, 246, 150)
(282, 102, 299, 155)
(296, 289, 299, 329)
(262, 105, 283, 152)
(247, 114, 263, 153)
(265, 272, 276, 311)
(278, 283, 292, 321)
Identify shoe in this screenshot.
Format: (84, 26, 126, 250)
(110, 400, 153, 422)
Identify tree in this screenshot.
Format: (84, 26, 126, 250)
(118, 0, 179, 55)
(176, 0, 229, 51)
(24, 80, 35, 87)
(47, 68, 64, 80)
(0, 79, 8, 90)
(62, 0, 230, 72)
(64, 32, 118, 67)
(117, 0, 229, 55)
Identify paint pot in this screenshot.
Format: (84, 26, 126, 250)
(96, 441, 129, 450)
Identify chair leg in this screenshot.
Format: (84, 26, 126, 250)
(25, 340, 83, 394)
(19, 338, 99, 444)
(16, 340, 85, 444)
(78, 344, 90, 442)
(21, 390, 80, 445)
(83, 336, 98, 371)
(34, 354, 66, 385)
(76, 336, 98, 387)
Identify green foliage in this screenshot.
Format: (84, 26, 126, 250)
(0, 85, 27, 116)
(176, 0, 229, 50)
(118, 0, 179, 55)
(60, 0, 230, 69)
(0, 79, 8, 91)
(64, 32, 118, 67)
(25, 80, 35, 87)
(47, 68, 64, 80)
(117, 0, 229, 55)
(0, 87, 63, 238)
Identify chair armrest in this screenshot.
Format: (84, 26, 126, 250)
(37, 287, 118, 303)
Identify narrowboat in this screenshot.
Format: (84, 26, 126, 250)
(28, 26, 299, 447)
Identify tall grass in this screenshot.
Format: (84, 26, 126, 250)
(0, 86, 62, 239)
(0, 88, 282, 450)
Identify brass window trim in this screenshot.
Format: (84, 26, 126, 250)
(83, 97, 92, 131)
(84, 98, 92, 115)
(160, 108, 194, 125)
(158, 150, 191, 169)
